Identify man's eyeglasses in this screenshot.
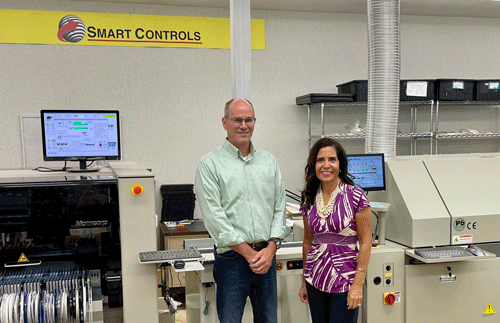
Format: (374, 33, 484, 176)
(228, 117, 256, 126)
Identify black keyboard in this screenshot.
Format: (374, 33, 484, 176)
(414, 246, 476, 259)
(139, 247, 202, 263)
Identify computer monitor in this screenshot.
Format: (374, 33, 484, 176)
(347, 153, 386, 192)
(41, 110, 120, 171)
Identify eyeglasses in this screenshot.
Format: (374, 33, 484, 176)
(228, 117, 256, 126)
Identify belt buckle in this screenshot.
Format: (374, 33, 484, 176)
(251, 241, 267, 251)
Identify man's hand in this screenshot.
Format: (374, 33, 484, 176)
(249, 243, 277, 274)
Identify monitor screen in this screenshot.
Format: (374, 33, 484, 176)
(41, 110, 120, 170)
(347, 153, 386, 191)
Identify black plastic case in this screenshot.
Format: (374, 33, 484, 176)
(475, 80, 500, 101)
(296, 93, 354, 105)
(436, 79, 475, 101)
(336, 80, 368, 102)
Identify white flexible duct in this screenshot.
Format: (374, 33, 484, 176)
(366, 0, 401, 160)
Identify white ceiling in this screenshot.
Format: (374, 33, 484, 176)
(85, 0, 500, 18)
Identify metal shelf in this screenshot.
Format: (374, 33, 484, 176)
(306, 100, 434, 108)
(434, 100, 500, 153)
(436, 133, 500, 139)
(302, 98, 500, 155)
(437, 100, 500, 107)
(305, 100, 435, 154)
(313, 132, 434, 140)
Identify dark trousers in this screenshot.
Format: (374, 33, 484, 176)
(305, 281, 359, 323)
(213, 249, 278, 323)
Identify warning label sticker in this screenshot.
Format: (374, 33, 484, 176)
(452, 234, 473, 244)
(18, 253, 29, 262)
(484, 303, 495, 315)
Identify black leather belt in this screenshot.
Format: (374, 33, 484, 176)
(249, 241, 268, 251)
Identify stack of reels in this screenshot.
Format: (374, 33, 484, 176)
(160, 184, 196, 222)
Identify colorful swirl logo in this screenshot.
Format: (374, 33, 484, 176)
(57, 15, 86, 43)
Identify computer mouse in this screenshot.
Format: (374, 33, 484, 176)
(467, 244, 486, 256)
(173, 260, 185, 269)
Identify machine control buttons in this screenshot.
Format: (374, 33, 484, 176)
(384, 292, 396, 305)
(131, 184, 143, 196)
(383, 262, 394, 287)
(276, 261, 284, 271)
(287, 260, 303, 270)
(373, 277, 382, 285)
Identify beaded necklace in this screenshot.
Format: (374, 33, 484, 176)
(315, 181, 341, 220)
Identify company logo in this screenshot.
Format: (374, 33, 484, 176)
(57, 15, 86, 43)
(453, 218, 466, 232)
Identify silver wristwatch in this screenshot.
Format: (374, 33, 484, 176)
(269, 237, 281, 249)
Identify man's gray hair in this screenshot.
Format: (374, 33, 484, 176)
(224, 98, 254, 118)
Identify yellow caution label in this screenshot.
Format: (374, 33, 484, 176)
(18, 253, 29, 263)
(484, 303, 495, 315)
(454, 237, 459, 243)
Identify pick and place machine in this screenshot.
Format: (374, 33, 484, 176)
(0, 163, 159, 323)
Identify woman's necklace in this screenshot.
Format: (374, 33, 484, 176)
(315, 181, 341, 220)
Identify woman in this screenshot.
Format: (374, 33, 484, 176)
(298, 138, 372, 323)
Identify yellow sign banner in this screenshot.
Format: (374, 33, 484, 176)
(0, 9, 265, 49)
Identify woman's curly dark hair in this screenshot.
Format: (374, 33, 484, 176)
(301, 138, 355, 210)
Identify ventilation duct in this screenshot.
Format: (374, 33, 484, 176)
(365, 0, 401, 160)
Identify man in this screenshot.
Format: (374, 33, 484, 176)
(195, 98, 290, 323)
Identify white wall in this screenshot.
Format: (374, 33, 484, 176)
(1, 0, 499, 215)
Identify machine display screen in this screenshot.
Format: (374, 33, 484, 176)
(41, 110, 121, 162)
(347, 153, 386, 191)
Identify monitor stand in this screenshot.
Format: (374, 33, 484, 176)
(67, 168, 99, 173)
(370, 202, 391, 245)
(67, 160, 100, 173)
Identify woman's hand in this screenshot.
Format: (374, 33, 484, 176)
(299, 282, 309, 304)
(347, 284, 363, 310)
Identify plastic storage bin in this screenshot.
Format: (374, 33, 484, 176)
(336, 80, 368, 102)
(436, 79, 475, 101)
(400, 80, 436, 101)
(296, 93, 353, 105)
(475, 80, 500, 101)
(160, 184, 196, 222)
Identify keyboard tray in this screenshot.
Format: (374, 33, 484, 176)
(139, 247, 202, 264)
(406, 247, 495, 264)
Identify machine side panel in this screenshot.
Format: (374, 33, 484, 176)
(363, 243, 405, 323)
(413, 217, 451, 248)
(424, 157, 500, 244)
(406, 258, 500, 322)
(385, 160, 450, 248)
(116, 172, 159, 323)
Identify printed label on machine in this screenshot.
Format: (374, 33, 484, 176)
(453, 234, 473, 244)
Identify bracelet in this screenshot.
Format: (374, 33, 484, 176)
(356, 268, 367, 276)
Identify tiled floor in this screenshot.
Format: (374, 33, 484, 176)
(175, 310, 186, 323)
(103, 304, 185, 322)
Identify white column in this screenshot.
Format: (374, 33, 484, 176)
(230, 0, 252, 101)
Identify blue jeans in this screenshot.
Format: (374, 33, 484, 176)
(213, 249, 277, 323)
(305, 281, 359, 323)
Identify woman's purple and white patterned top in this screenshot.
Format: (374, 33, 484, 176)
(300, 181, 370, 294)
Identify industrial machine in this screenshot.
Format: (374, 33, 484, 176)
(0, 162, 159, 323)
(177, 153, 500, 322)
(364, 153, 500, 322)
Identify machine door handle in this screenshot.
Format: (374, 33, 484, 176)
(440, 274, 456, 283)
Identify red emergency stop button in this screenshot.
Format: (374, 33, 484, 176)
(384, 292, 396, 305)
(131, 184, 143, 196)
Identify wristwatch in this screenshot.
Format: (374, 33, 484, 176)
(269, 237, 281, 249)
